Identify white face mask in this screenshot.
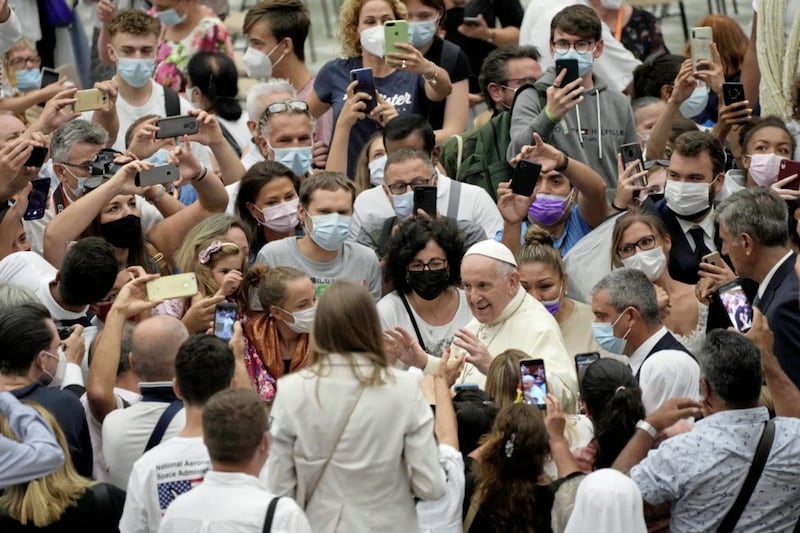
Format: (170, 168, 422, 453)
(279, 304, 316, 334)
(360, 26, 386, 58)
(664, 179, 714, 217)
(42, 349, 67, 388)
(621, 246, 667, 282)
(747, 153, 786, 187)
(369, 155, 387, 186)
(242, 44, 284, 79)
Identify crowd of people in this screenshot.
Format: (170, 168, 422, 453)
(2, 0, 800, 530)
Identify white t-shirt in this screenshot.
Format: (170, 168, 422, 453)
(378, 289, 472, 360)
(350, 173, 502, 248)
(417, 444, 465, 533)
(218, 114, 251, 154)
(241, 138, 264, 171)
(80, 388, 141, 482)
(119, 435, 210, 533)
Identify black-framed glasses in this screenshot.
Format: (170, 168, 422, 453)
(617, 234, 657, 259)
(552, 40, 595, 54)
(408, 258, 447, 271)
(9, 55, 41, 68)
(385, 174, 435, 195)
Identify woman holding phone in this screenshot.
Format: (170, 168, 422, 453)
(310, 0, 452, 177)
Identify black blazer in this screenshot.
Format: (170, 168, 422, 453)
(755, 252, 800, 387)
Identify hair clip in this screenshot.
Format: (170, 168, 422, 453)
(504, 432, 516, 458)
(198, 240, 238, 265)
(615, 385, 626, 394)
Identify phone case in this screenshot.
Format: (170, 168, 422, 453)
(155, 116, 199, 139)
(146, 273, 198, 301)
(778, 159, 800, 190)
(24, 145, 49, 168)
(554, 58, 579, 87)
(23, 178, 51, 221)
(691, 27, 713, 71)
(40, 68, 60, 88)
(413, 186, 437, 217)
(722, 83, 745, 106)
(510, 159, 541, 197)
(384, 20, 409, 56)
(135, 164, 179, 187)
(350, 68, 377, 113)
(73, 89, 109, 112)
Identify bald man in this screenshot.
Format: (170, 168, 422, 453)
(101, 315, 190, 489)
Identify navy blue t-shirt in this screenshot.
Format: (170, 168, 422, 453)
(314, 57, 426, 177)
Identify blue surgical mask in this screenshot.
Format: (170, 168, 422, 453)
(591, 310, 630, 354)
(390, 189, 414, 218)
(553, 48, 593, 77)
(155, 7, 186, 26)
(679, 85, 709, 119)
(117, 57, 155, 88)
(61, 165, 103, 197)
(15, 68, 42, 91)
(146, 148, 171, 166)
(409, 20, 438, 48)
(268, 141, 313, 176)
(308, 213, 352, 251)
(369, 155, 387, 186)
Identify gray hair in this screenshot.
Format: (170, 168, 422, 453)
(384, 148, 434, 181)
(50, 119, 109, 163)
(716, 187, 789, 247)
(591, 268, 660, 326)
(699, 330, 762, 405)
(245, 79, 297, 123)
(0, 283, 38, 310)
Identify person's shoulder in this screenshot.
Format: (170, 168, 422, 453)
(343, 239, 379, 261)
(354, 184, 385, 208)
(258, 236, 296, 256)
(319, 57, 356, 75)
(377, 290, 402, 310)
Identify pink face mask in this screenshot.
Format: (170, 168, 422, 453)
(748, 153, 786, 187)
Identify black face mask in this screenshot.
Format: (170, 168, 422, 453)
(100, 214, 142, 249)
(407, 269, 450, 301)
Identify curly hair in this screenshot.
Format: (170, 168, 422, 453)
(337, 0, 407, 57)
(108, 9, 161, 39)
(383, 218, 464, 294)
(471, 403, 549, 532)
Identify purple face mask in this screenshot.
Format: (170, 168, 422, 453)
(542, 298, 561, 315)
(528, 193, 569, 226)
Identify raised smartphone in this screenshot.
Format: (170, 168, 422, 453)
(413, 185, 437, 217)
(155, 115, 199, 139)
(24, 145, 48, 168)
(520, 358, 547, 410)
(691, 27, 713, 72)
(23, 178, 51, 221)
(620, 142, 646, 187)
(510, 159, 541, 197)
(135, 163, 179, 187)
(349, 67, 378, 113)
(72, 88, 109, 112)
(555, 58, 580, 87)
(146, 273, 198, 301)
(40, 67, 60, 88)
(722, 82, 746, 106)
(574, 352, 600, 387)
(778, 159, 800, 191)
(717, 280, 753, 333)
(213, 302, 237, 340)
(462, 16, 481, 25)
(384, 19, 409, 56)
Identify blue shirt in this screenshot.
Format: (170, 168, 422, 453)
(314, 57, 426, 177)
(631, 407, 800, 532)
(493, 205, 591, 256)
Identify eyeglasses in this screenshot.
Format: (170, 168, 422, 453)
(644, 159, 670, 170)
(263, 100, 310, 120)
(500, 78, 537, 88)
(9, 55, 41, 68)
(617, 234, 657, 259)
(408, 258, 447, 271)
(385, 174, 435, 195)
(552, 40, 596, 54)
(57, 160, 93, 174)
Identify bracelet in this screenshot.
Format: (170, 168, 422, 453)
(193, 166, 208, 182)
(543, 106, 559, 123)
(486, 28, 495, 44)
(611, 200, 628, 212)
(423, 64, 438, 86)
(555, 152, 569, 172)
(636, 419, 658, 440)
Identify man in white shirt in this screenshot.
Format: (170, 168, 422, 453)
(591, 267, 700, 414)
(120, 334, 238, 533)
(160, 388, 312, 533)
(351, 114, 502, 246)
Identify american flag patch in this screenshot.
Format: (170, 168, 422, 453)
(157, 477, 203, 510)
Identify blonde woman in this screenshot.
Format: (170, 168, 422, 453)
(0, 403, 125, 530)
(266, 281, 445, 532)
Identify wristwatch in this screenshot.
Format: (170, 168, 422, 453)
(636, 419, 658, 440)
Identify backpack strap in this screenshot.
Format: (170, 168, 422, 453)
(218, 120, 242, 158)
(447, 179, 461, 220)
(164, 87, 180, 117)
(144, 400, 183, 452)
(262, 496, 281, 533)
(716, 419, 776, 533)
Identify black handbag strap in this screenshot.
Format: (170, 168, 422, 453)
(144, 400, 183, 452)
(716, 419, 776, 533)
(398, 291, 426, 352)
(262, 496, 280, 533)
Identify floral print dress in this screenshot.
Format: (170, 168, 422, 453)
(152, 6, 234, 93)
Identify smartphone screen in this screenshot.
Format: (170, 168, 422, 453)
(213, 303, 237, 340)
(510, 159, 541, 197)
(718, 281, 753, 333)
(520, 358, 547, 409)
(40, 67, 60, 88)
(722, 82, 745, 106)
(574, 352, 600, 385)
(24, 145, 48, 168)
(23, 178, 51, 221)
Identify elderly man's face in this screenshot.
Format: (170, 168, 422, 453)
(461, 254, 519, 324)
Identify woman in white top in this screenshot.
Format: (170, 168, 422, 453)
(381, 219, 472, 362)
(610, 209, 708, 355)
(266, 280, 446, 533)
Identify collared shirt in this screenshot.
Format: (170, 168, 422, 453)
(631, 407, 800, 532)
(629, 327, 700, 414)
(757, 250, 794, 300)
(675, 208, 716, 253)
